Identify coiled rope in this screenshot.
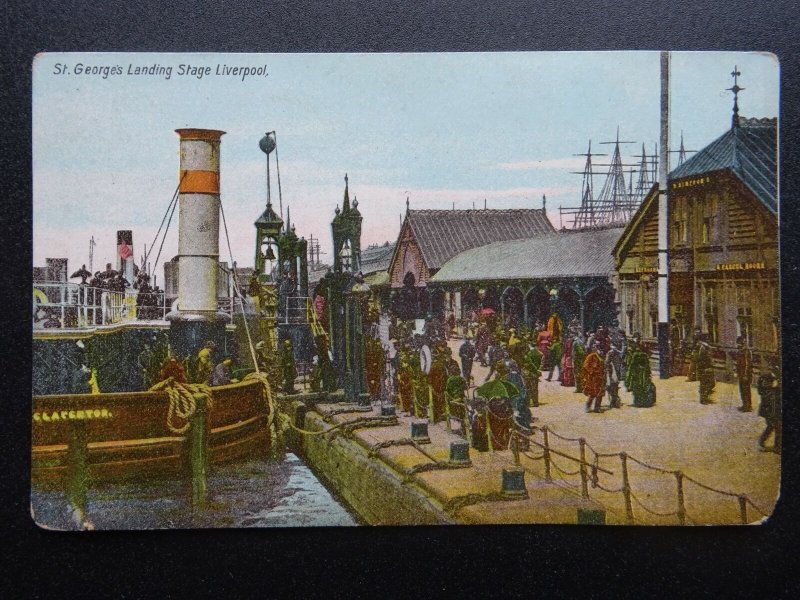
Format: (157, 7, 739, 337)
(149, 378, 212, 435)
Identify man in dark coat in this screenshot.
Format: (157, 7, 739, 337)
(458, 334, 476, 386)
(696, 336, 715, 404)
(735, 336, 754, 412)
(605, 344, 624, 409)
(686, 327, 702, 382)
(505, 359, 531, 432)
(280, 339, 297, 394)
(757, 357, 781, 453)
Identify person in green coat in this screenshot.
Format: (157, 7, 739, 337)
(625, 334, 655, 407)
(522, 341, 543, 407)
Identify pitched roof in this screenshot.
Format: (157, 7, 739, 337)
(432, 227, 623, 283)
(360, 242, 395, 276)
(405, 208, 555, 271)
(670, 117, 777, 213)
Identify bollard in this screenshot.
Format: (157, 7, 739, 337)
(66, 420, 89, 526)
(380, 403, 397, 417)
(448, 440, 472, 466)
(501, 466, 528, 499)
(189, 393, 209, 511)
(577, 507, 606, 525)
(410, 419, 430, 444)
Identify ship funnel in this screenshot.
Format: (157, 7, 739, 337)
(166, 128, 229, 358)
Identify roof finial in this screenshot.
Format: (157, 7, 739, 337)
(343, 173, 350, 211)
(727, 65, 744, 129)
(542, 194, 546, 211)
(406, 196, 409, 212)
(286, 205, 291, 232)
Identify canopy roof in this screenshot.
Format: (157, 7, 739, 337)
(431, 227, 623, 283)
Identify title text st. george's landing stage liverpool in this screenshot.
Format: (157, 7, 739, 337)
(51, 62, 269, 81)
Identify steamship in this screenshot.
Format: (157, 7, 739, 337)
(32, 129, 288, 486)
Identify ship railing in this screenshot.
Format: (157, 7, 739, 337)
(282, 296, 311, 325)
(33, 282, 167, 329)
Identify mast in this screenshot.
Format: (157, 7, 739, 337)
(89, 236, 96, 272)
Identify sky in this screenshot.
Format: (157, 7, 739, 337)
(32, 51, 779, 283)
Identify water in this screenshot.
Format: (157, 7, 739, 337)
(31, 451, 358, 530)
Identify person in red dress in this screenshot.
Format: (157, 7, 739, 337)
(560, 335, 575, 387)
(581, 348, 606, 413)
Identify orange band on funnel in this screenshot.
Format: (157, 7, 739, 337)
(180, 170, 220, 194)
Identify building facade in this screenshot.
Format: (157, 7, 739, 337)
(387, 205, 554, 319)
(614, 116, 778, 370)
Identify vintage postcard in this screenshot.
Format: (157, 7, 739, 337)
(31, 51, 780, 529)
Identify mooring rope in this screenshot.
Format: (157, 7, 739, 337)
(149, 378, 212, 435)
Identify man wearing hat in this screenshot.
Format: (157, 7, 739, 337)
(196, 340, 216, 385)
(212, 356, 237, 386)
(459, 333, 476, 386)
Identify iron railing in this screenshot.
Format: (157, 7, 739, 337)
(32, 282, 167, 329)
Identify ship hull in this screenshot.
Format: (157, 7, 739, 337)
(32, 379, 272, 487)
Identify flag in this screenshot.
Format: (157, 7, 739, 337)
(119, 241, 133, 260)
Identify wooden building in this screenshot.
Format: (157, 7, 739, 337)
(613, 116, 778, 368)
(387, 206, 554, 319)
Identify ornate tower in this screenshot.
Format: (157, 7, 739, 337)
(254, 132, 283, 283)
(331, 174, 363, 273)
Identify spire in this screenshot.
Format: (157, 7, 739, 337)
(286, 206, 291, 232)
(342, 173, 350, 212)
(678, 131, 687, 165)
(728, 65, 744, 129)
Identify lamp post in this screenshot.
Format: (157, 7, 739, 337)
(341, 240, 371, 409)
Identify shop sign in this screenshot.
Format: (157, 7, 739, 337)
(715, 261, 765, 271)
(672, 176, 711, 189)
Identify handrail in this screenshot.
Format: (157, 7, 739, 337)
(507, 424, 771, 525)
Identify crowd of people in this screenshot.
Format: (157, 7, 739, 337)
(66, 262, 165, 322)
(370, 312, 651, 451)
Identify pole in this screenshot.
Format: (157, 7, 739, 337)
(621, 452, 634, 524)
(66, 420, 89, 526)
(657, 50, 671, 378)
(579, 438, 589, 499)
(675, 471, 686, 525)
(190, 393, 208, 511)
(543, 426, 552, 481)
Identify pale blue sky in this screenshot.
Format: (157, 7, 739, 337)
(33, 52, 778, 281)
